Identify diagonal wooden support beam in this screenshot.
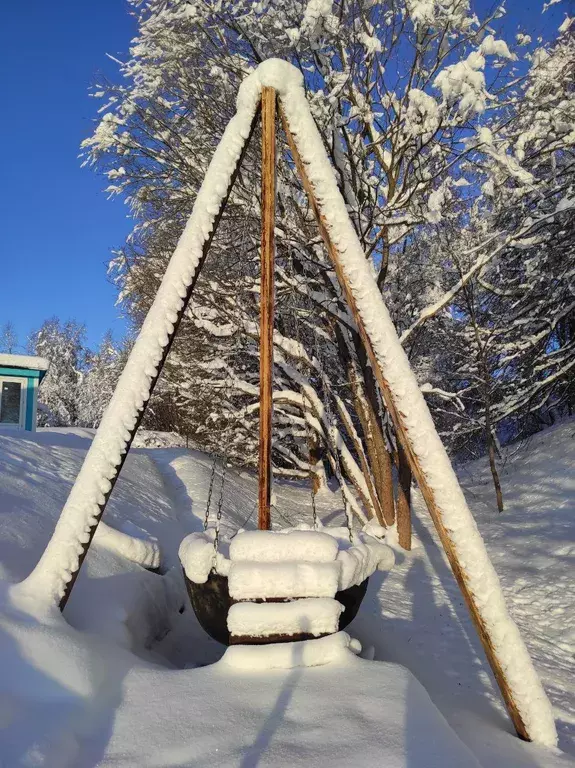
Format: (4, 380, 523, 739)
(278, 101, 530, 742)
(55, 107, 262, 611)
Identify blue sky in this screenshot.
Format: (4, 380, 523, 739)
(0, 0, 568, 353)
(1, 1, 135, 351)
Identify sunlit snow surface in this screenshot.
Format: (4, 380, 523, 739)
(0, 424, 574, 766)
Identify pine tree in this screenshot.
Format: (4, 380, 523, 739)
(0, 322, 18, 354)
(77, 331, 124, 428)
(29, 318, 87, 427)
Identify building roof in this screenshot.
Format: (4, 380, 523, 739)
(0, 353, 50, 372)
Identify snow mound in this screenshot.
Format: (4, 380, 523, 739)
(0, 421, 572, 765)
(220, 630, 360, 670)
(229, 529, 339, 562)
(0, 580, 482, 767)
(96, 521, 161, 571)
(178, 529, 230, 584)
(227, 597, 343, 638)
(99, 650, 484, 767)
(0, 583, 135, 767)
(180, 526, 394, 594)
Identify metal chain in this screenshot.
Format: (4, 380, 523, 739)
(203, 455, 218, 531)
(213, 457, 228, 556)
(310, 456, 319, 529)
(239, 499, 257, 530)
(312, 328, 354, 542)
(206, 211, 254, 551)
(300, 386, 319, 531)
(204, 340, 236, 551)
(321, 372, 355, 542)
(211, 356, 235, 553)
(187, 292, 218, 535)
(287, 255, 319, 530)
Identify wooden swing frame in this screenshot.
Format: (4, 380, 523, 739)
(45, 81, 546, 744)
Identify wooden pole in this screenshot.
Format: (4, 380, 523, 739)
(258, 86, 276, 530)
(396, 445, 412, 550)
(58, 108, 261, 611)
(279, 102, 530, 742)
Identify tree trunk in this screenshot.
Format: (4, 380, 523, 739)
(396, 444, 412, 550)
(333, 391, 385, 524)
(373, 427, 396, 526)
(487, 433, 504, 513)
(357, 347, 396, 525)
(333, 323, 395, 525)
(459, 266, 504, 516)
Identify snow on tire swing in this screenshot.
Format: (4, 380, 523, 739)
(179, 527, 394, 656)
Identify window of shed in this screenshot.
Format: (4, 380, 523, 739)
(0, 380, 24, 425)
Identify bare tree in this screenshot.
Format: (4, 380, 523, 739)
(0, 322, 18, 354)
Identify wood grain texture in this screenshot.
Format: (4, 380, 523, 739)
(258, 87, 277, 531)
(279, 101, 530, 742)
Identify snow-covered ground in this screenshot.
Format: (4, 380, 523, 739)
(0, 423, 573, 766)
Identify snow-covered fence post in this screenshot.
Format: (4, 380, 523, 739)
(276, 66, 556, 746)
(14, 101, 262, 612)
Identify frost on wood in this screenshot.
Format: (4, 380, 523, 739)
(180, 526, 394, 593)
(178, 530, 230, 584)
(331, 530, 395, 591)
(95, 521, 161, 571)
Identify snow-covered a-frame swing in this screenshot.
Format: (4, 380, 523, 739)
(12, 59, 556, 749)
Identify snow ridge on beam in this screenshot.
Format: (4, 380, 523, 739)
(14, 75, 260, 609)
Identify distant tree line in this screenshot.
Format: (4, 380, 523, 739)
(1, 319, 126, 430)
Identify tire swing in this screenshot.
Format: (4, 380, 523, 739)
(178, 85, 393, 648)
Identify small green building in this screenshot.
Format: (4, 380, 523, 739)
(0, 354, 49, 432)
